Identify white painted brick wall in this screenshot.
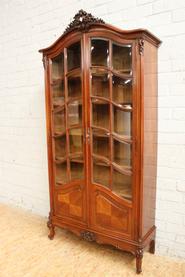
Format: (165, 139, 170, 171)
(0, 0, 185, 259)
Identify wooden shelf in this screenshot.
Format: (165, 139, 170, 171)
(67, 97, 82, 104)
(112, 162, 132, 176)
(53, 98, 65, 107)
(91, 126, 110, 135)
(70, 158, 84, 164)
(112, 132, 132, 143)
(55, 157, 67, 164)
(93, 154, 110, 165)
(53, 131, 66, 138)
(90, 66, 133, 80)
(91, 127, 132, 143)
(66, 68, 81, 78)
(113, 102, 132, 111)
(51, 78, 64, 86)
(91, 96, 132, 111)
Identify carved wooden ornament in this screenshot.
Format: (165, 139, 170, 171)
(63, 9, 105, 35)
(80, 230, 96, 242)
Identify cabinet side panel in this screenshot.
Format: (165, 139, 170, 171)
(142, 41, 158, 237)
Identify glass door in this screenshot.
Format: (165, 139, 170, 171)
(50, 41, 85, 186)
(50, 39, 87, 222)
(90, 38, 133, 201)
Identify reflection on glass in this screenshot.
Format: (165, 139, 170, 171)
(91, 39, 109, 67)
(70, 161, 84, 180)
(113, 140, 131, 168)
(69, 128, 83, 154)
(113, 107, 131, 138)
(53, 109, 65, 134)
(112, 43, 132, 74)
(92, 101, 109, 130)
(68, 76, 81, 99)
(55, 135, 66, 159)
(52, 81, 65, 107)
(112, 76, 132, 107)
(67, 42, 81, 71)
(93, 133, 109, 158)
(55, 162, 68, 184)
(91, 73, 109, 99)
(52, 53, 64, 79)
(112, 169, 132, 200)
(93, 159, 110, 187)
(68, 100, 82, 126)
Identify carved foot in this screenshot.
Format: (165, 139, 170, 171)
(47, 212, 55, 240)
(136, 248, 143, 274)
(48, 225, 55, 240)
(149, 239, 155, 254)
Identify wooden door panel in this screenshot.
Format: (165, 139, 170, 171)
(91, 186, 132, 237)
(54, 184, 86, 222)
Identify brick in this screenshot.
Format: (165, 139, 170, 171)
(158, 60, 172, 73)
(137, 0, 153, 5)
(166, 223, 185, 235)
(146, 11, 172, 27)
(157, 178, 176, 191)
(173, 8, 185, 22)
(177, 181, 185, 192)
(172, 109, 185, 120)
(158, 133, 185, 145)
(122, 3, 153, 20)
(157, 190, 183, 203)
(153, 0, 185, 14)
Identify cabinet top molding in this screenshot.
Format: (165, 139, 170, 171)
(39, 10, 161, 54)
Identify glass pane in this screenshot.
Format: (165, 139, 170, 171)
(68, 76, 81, 99)
(112, 169, 132, 200)
(51, 53, 64, 80)
(91, 39, 109, 67)
(92, 100, 109, 130)
(113, 107, 131, 138)
(112, 76, 132, 107)
(53, 109, 65, 134)
(69, 128, 83, 154)
(55, 162, 68, 184)
(93, 159, 110, 187)
(93, 132, 109, 159)
(67, 42, 81, 71)
(113, 140, 131, 168)
(112, 43, 132, 74)
(70, 161, 84, 180)
(52, 81, 65, 107)
(91, 72, 109, 99)
(68, 100, 82, 126)
(55, 135, 66, 159)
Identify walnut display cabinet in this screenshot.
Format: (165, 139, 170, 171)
(39, 10, 161, 274)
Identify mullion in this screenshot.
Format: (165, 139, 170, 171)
(109, 40, 113, 190)
(64, 47, 71, 181)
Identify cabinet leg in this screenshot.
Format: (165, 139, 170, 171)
(47, 212, 55, 240)
(48, 225, 55, 240)
(135, 249, 143, 274)
(149, 239, 155, 254)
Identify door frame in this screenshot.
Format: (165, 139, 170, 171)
(83, 29, 140, 240)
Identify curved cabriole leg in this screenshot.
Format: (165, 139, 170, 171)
(47, 212, 55, 240)
(149, 239, 155, 254)
(136, 249, 143, 274)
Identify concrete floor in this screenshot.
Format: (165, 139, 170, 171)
(0, 203, 185, 277)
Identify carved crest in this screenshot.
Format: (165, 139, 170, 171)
(81, 230, 96, 242)
(63, 9, 105, 35)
